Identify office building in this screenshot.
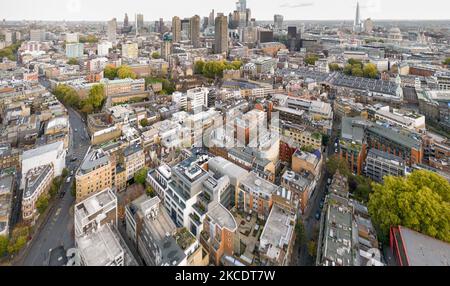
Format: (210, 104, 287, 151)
(107, 18, 117, 42)
(30, 29, 45, 42)
(97, 41, 112, 57)
(65, 33, 79, 43)
(122, 42, 138, 59)
(136, 14, 144, 34)
(75, 149, 114, 203)
(365, 149, 406, 182)
(189, 15, 201, 48)
(22, 164, 54, 221)
(214, 14, 228, 54)
(125, 195, 206, 266)
(0, 175, 14, 236)
(200, 202, 237, 266)
(21, 141, 66, 189)
(353, 1, 362, 33)
(172, 16, 182, 43)
(74, 188, 117, 236)
(274, 14, 284, 32)
(123, 143, 145, 181)
(66, 43, 84, 58)
(259, 204, 296, 266)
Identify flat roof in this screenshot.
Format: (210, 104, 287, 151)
(398, 226, 450, 266)
(22, 141, 63, 160)
(76, 223, 124, 266)
(207, 202, 237, 232)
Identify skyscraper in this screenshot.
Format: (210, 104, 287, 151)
(353, 2, 362, 32)
(124, 13, 129, 28)
(215, 14, 228, 54)
(189, 15, 201, 48)
(136, 14, 144, 34)
(209, 9, 215, 27)
(107, 18, 117, 42)
(172, 16, 181, 43)
(274, 14, 284, 32)
(236, 0, 247, 28)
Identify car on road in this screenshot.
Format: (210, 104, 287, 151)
(70, 157, 77, 162)
(315, 211, 321, 221)
(319, 201, 324, 209)
(74, 129, 78, 132)
(66, 176, 71, 183)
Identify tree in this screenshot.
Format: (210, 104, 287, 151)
(86, 84, 105, 110)
(0, 235, 8, 257)
(443, 58, 450, 66)
(295, 221, 305, 245)
(36, 194, 49, 214)
(363, 63, 379, 79)
(117, 65, 137, 79)
(151, 52, 161, 59)
(81, 103, 94, 114)
(140, 118, 150, 127)
(104, 65, 118, 80)
(351, 66, 364, 77)
(304, 54, 319, 66)
(307, 240, 317, 258)
(7, 225, 30, 254)
(368, 170, 450, 243)
(329, 63, 341, 71)
(67, 58, 78, 65)
(146, 186, 156, 198)
(62, 168, 69, 178)
(194, 60, 205, 74)
(79, 35, 98, 43)
(300, 145, 315, 153)
(326, 154, 351, 177)
(134, 167, 149, 185)
(350, 175, 372, 203)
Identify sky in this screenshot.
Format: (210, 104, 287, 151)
(1, 0, 450, 21)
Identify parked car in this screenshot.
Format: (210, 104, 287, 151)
(315, 211, 321, 220)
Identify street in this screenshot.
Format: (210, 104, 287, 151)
(294, 110, 340, 266)
(16, 79, 91, 265)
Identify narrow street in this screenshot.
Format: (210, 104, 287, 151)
(15, 79, 91, 266)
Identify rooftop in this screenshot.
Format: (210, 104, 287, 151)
(75, 188, 116, 226)
(76, 223, 124, 266)
(23, 164, 53, 199)
(397, 226, 450, 266)
(240, 172, 279, 198)
(206, 202, 237, 232)
(259, 204, 296, 262)
(22, 141, 64, 160)
(78, 149, 110, 175)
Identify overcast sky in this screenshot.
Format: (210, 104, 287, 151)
(1, 0, 450, 21)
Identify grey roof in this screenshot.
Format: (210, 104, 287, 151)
(206, 202, 237, 232)
(398, 226, 450, 266)
(23, 164, 53, 199)
(123, 143, 143, 157)
(79, 149, 110, 175)
(22, 141, 63, 160)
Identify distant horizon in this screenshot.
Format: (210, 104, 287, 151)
(3, 19, 450, 23)
(2, 0, 450, 23)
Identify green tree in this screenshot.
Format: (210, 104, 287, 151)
(0, 235, 8, 257)
(104, 65, 118, 80)
(307, 240, 317, 258)
(67, 58, 78, 65)
(79, 35, 98, 43)
(36, 194, 49, 214)
(326, 154, 351, 177)
(351, 66, 364, 77)
(81, 103, 94, 114)
(304, 54, 319, 66)
(194, 60, 205, 74)
(117, 65, 137, 79)
(329, 63, 341, 71)
(295, 221, 305, 245)
(140, 118, 150, 127)
(363, 63, 379, 79)
(442, 58, 450, 66)
(151, 52, 161, 59)
(343, 64, 353, 75)
(87, 84, 105, 110)
(134, 167, 149, 185)
(62, 168, 69, 178)
(368, 170, 450, 243)
(146, 186, 156, 198)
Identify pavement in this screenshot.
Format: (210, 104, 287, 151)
(16, 79, 91, 266)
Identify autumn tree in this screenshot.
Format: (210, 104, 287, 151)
(117, 65, 137, 79)
(368, 170, 450, 243)
(104, 65, 118, 80)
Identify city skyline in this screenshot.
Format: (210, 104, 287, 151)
(2, 0, 450, 22)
